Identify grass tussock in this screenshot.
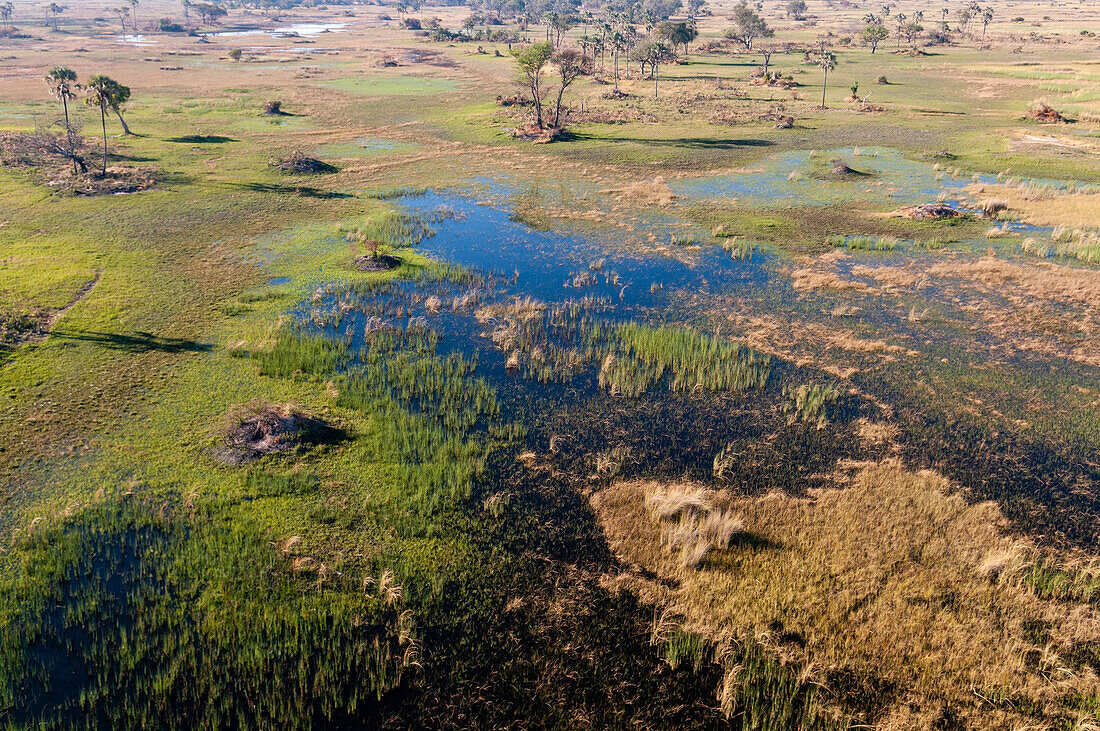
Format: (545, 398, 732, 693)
(645, 484, 744, 568)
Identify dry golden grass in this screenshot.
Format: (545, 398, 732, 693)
(593, 460, 1100, 728)
(968, 183, 1100, 230)
(603, 177, 677, 206)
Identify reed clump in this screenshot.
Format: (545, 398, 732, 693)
(783, 383, 840, 427)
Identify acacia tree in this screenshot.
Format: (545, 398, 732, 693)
(861, 22, 888, 52)
(113, 6, 129, 30)
(84, 74, 117, 175)
(193, 2, 226, 25)
(816, 50, 836, 108)
(786, 0, 806, 20)
(44, 66, 78, 167)
(726, 1, 772, 51)
(657, 20, 696, 55)
(512, 41, 554, 128)
(901, 20, 923, 48)
(1, 2, 13, 29)
(549, 47, 592, 128)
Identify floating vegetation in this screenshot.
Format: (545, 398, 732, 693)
(718, 236, 760, 260)
(602, 323, 770, 397)
(360, 186, 430, 200)
(340, 208, 457, 252)
(655, 627, 848, 729)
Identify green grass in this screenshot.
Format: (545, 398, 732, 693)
(318, 76, 457, 97)
(1019, 557, 1100, 604)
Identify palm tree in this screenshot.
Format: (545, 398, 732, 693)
(816, 50, 836, 108)
(105, 79, 132, 135)
(649, 39, 675, 99)
(44, 65, 78, 165)
(127, 0, 139, 31)
(0, 3, 14, 30)
(610, 29, 628, 91)
(84, 74, 115, 175)
(46, 2, 64, 30)
(980, 6, 993, 43)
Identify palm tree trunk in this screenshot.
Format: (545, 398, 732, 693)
(821, 68, 828, 108)
(114, 109, 132, 136)
(61, 94, 76, 172)
(100, 105, 108, 175)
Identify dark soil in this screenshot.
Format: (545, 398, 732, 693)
(829, 161, 868, 176)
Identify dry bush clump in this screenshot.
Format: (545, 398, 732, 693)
(213, 402, 339, 465)
(893, 202, 961, 219)
(980, 198, 1009, 217)
(1027, 101, 1068, 123)
(1, 130, 158, 194)
(271, 150, 338, 174)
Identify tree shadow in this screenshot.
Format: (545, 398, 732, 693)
(166, 135, 238, 144)
(220, 181, 354, 199)
(566, 132, 775, 149)
(52, 329, 212, 353)
(107, 152, 158, 162)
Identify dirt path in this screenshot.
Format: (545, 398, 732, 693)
(9, 269, 104, 354)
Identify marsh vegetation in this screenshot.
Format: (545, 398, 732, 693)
(1, 0, 1099, 728)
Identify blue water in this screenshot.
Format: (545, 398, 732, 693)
(402, 190, 771, 312)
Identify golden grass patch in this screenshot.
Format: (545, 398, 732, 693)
(593, 461, 1100, 728)
(969, 182, 1100, 230)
